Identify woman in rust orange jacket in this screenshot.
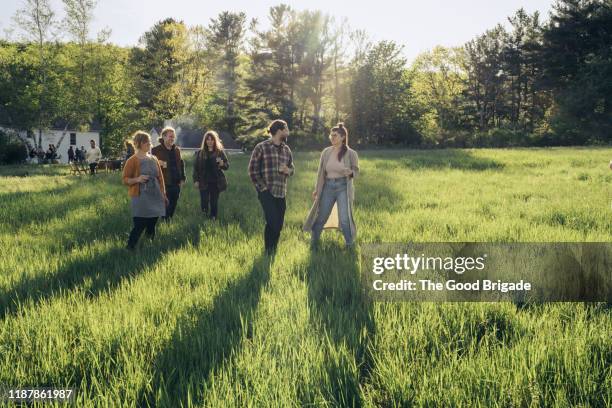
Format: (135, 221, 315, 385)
(122, 131, 168, 250)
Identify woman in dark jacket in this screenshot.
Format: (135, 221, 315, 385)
(193, 130, 229, 220)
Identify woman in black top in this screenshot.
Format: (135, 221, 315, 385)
(193, 130, 229, 220)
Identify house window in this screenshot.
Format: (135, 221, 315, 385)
(70, 133, 77, 145)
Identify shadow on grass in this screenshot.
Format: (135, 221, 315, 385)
(137, 253, 272, 407)
(0, 211, 201, 319)
(300, 242, 375, 407)
(407, 150, 504, 171)
(0, 184, 107, 232)
(0, 163, 70, 177)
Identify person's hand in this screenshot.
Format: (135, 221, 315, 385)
(159, 160, 167, 168)
(312, 190, 317, 200)
(609, 160, 612, 171)
(194, 181, 199, 188)
(138, 175, 150, 183)
(216, 157, 223, 166)
(279, 164, 290, 175)
(342, 168, 353, 177)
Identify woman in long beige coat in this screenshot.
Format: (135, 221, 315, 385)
(303, 123, 359, 248)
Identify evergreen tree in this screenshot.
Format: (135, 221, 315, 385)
(539, 0, 612, 143)
(130, 18, 190, 126)
(208, 11, 247, 135)
(350, 41, 420, 145)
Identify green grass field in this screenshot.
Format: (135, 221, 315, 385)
(1, 147, 611, 407)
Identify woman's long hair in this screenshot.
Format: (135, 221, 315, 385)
(200, 130, 224, 155)
(331, 123, 349, 161)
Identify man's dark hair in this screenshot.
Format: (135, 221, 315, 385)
(268, 119, 287, 136)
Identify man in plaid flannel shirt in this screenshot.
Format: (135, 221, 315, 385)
(248, 119, 295, 254)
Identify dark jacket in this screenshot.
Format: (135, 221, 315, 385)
(151, 143, 186, 186)
(193, 149, 229, 191)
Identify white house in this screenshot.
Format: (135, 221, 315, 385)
(37, 129, 100, 163)
(0, 127, 100, 164)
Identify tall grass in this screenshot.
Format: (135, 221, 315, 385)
(0, 147, 610, 407)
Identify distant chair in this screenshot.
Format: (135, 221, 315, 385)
(69, 161, 88, 175)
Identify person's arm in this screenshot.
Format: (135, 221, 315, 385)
(193, 151, 201, 184)
(122, 158, 144, 185)
(349, 150, 359, 178)
(312, 150, 325, 200)
(155, 158, 167, 199)
(286, 147, 295, 177)
(220, 151, 229, 170)
(122, 158, 132, 185)
(177, 147, 186, 182)
(248, 145, 267, 191)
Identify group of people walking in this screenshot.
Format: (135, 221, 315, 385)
(121, 120, 359, 254)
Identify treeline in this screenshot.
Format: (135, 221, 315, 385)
(0, 0, 610, 156)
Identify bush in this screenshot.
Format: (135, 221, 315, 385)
(236, 134, 269, 151)
(236, 130, 331, 152)
(442, 130, 471, 148)
(0, 129, 28, 165)
(288, 129, 329, 150)
(472, 128, 530, 147)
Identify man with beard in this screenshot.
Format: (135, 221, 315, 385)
(152, 127, 186, 221)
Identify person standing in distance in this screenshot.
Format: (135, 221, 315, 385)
(248, 119, 295, 255)
(86, 139, 102, 175)
(67, 146, 75, 163)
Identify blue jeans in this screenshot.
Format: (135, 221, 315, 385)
(311, 178, 353, 245)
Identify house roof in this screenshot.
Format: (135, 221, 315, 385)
(174, 129, 241, 149)
(143, 122, 241, 149)
(51, 118, 103, 132)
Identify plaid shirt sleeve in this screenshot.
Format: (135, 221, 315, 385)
(248, 144, 267, 191)
(286, 147, 295, 176)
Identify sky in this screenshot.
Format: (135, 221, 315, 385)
(1, 0, 555, 63)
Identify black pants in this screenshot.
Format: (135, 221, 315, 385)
(89, 162, 97, 175)
(164, 185, 181, 219)
(257, 190, 286, 253)
(199, 183, 220, 217)
(127, 217, 159, 249)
